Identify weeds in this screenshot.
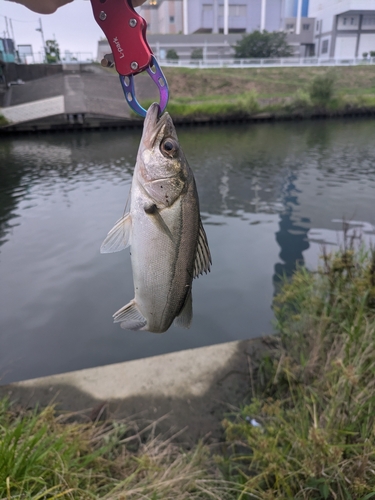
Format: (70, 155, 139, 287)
(309, 72, 336, 106)
(224, 243, 375, 499)
(0, 401, 236, 499)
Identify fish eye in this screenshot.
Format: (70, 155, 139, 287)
(161, 138, 178, 158)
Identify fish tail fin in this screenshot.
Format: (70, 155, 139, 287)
(113, 299, 147, 331)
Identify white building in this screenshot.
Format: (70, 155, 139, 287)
(309, 0, 375, 58)
(139, 0, 310, 36)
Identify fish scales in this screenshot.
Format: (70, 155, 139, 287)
(101, 102, 211, 333)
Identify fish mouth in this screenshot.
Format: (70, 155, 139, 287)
(142, 102, 177, 149)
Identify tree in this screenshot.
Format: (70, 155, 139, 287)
(166, 48, 179, 60)
(45, 40, 60, 64)
(234, 30, 293, 59)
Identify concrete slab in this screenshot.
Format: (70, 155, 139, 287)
(0, 338, 274, 442)
(0, 96, 65, 124)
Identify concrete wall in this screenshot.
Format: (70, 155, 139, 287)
(0, 338, 272, 443)
(3, 63, 63, 84)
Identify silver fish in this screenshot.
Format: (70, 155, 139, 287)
(101, 103, 211, 333)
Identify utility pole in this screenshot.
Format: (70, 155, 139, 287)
(36, 17, 46, 62)
(4, 16, 10, 38)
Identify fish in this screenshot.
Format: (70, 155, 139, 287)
(100, 102, 211, 333)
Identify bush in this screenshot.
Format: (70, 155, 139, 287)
(234, 30, 293, 59)
(166, 48, 179, 60)
(362, 52, 368, 58)
(191, 48, 203, 60)
(309, 72, 336, 106)
(224, 244, 375, 499)
(287, 89, 312, 111)
(239, 91, 259, 114)
(370, 50, 375, 57)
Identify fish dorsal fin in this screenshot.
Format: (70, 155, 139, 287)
(193, 219, 212, 278)
(113, 299, 147, 331)
(100, 213, 132, 253)
(174, 289, 192, 329)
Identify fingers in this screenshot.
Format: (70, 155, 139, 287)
(11, 0, 74, 14)
(131, 0, 147, 6)
(15, 0, 147, 13)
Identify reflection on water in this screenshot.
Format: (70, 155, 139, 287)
(304, 220, 375, 270)
(1, 118, 375, 384)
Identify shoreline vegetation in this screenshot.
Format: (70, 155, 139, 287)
(138, 65, 375, 122)
(1, 66, 375, 130)
(2, 240, 375, 499)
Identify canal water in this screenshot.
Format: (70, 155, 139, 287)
(1, 118, 375, 384)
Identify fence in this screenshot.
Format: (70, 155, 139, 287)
(4, 53, 375, 69)
(6, 51, 94, 65)
(160, 56, 375, 69)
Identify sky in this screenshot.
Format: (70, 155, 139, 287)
(1, 0, 105, 59)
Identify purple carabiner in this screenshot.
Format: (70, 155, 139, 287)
(120, 56, 169, 118)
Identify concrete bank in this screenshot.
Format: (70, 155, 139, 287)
(0, 338, 274, 442)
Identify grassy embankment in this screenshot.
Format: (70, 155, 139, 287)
(2, 240, 375, 499)
(138, 65, 375, 120)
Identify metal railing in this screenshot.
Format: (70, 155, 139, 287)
(160, 56, 375, 69)
(5, 51, 94, 65)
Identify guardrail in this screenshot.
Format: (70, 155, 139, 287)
(160, 57, 375, 69)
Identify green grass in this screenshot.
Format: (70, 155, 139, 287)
(223, 241, 375, 499)
(0, 401, 237, 499)
(0, 115, 8, 126)
(132, 67, 375, 120)
(162, 66, 375, 100)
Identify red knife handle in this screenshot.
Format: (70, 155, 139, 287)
(90, 0, 152, 76)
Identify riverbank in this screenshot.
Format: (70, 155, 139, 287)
(2, 244, 375, 499)
(1, 65, 374, 132)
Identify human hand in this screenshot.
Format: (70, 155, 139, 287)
(12, 0, 146, 14)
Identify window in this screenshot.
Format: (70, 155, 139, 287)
(321, 39, 329, 54)
(218, 4, 246, 17)
(303, 23, 310, 30)
(363, 16, 375, 26)
(316, 20, 319, 30)
(229, 5, 247, 16)
(343, 17, 347, 25)
(169, 16, 174, 23)
(286, 23, 294, 30)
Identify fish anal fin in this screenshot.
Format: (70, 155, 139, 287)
(113, 299, 147, 331)
(193, 219, 212, 278)
(174, 289, 193, 329)
(100, 213, 132, 254)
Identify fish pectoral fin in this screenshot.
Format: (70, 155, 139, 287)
(100, 213, 132, 254)
(113, 299, 147, 331)
(144, 203, 174, 243)
(174, 289, 193, 329)
(193, 219, 212, 278)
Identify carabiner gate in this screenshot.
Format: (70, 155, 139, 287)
(119, 56, 169, 117)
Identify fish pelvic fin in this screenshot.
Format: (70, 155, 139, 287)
(113, 299, 147, 331)
(174, 288, 192, 329)
(100, 213, 132, 254)
(193, 219, 212, 278)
